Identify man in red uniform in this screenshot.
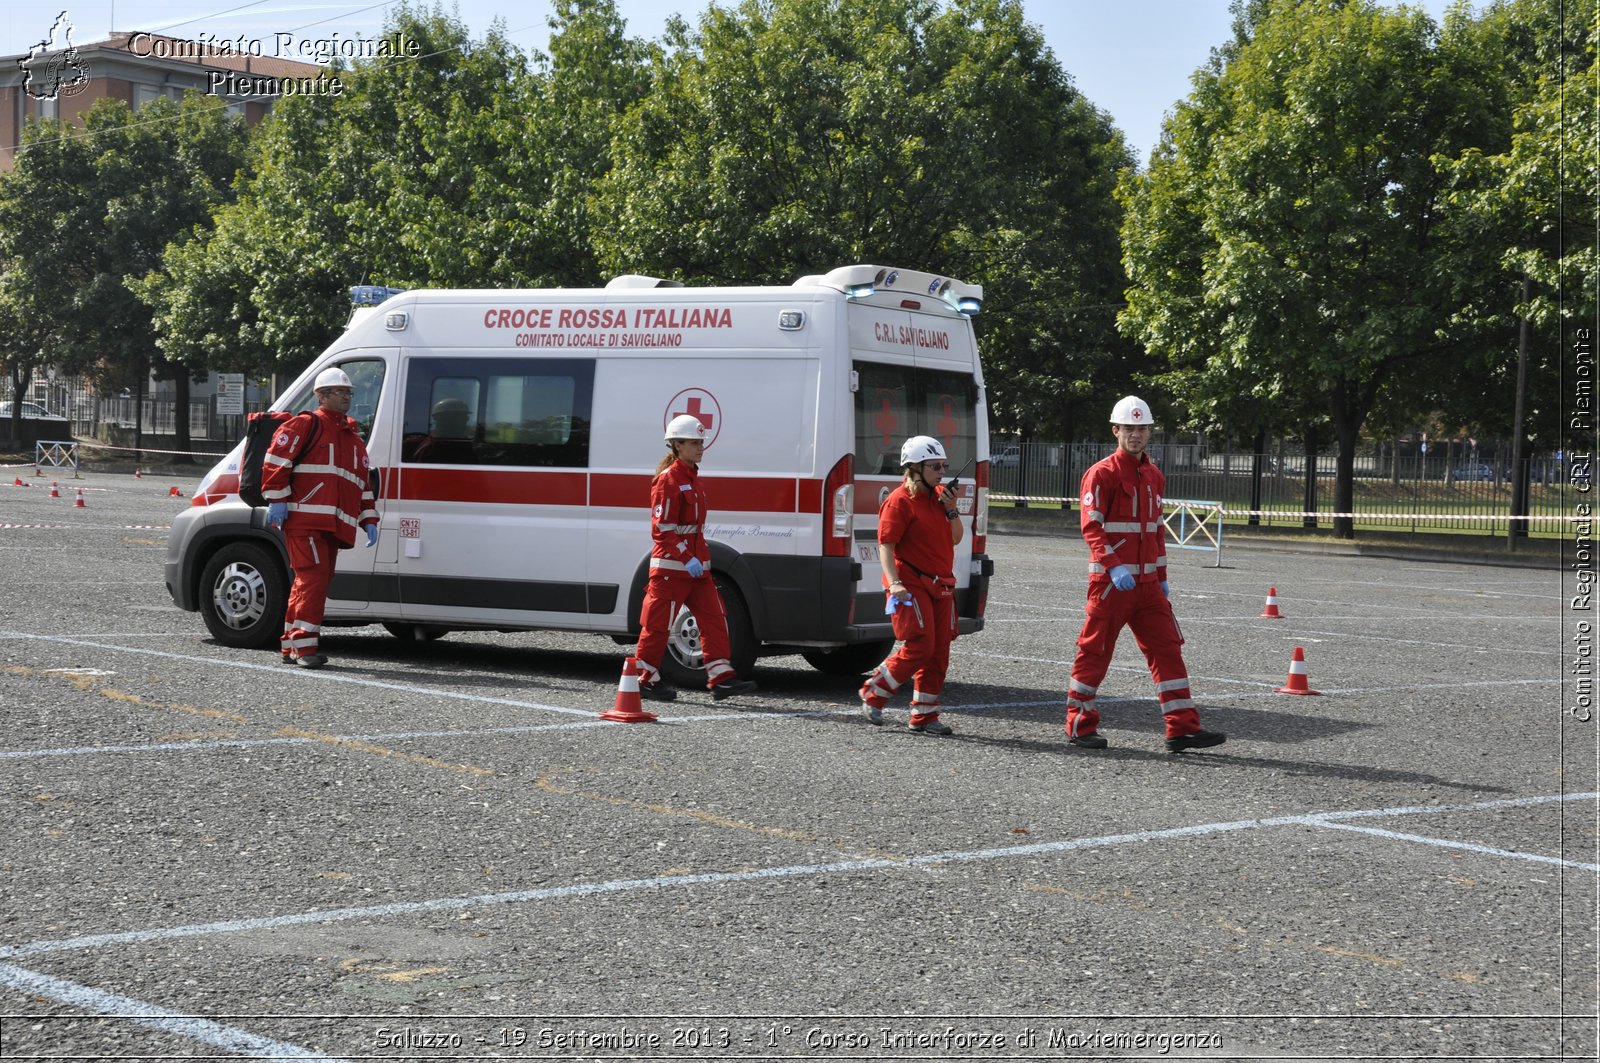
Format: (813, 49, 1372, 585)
(860, 435, 963, 735)
(1065, 396, 1225, 753)
(633, 414, 758, 702)
(262, 367, 379, 669)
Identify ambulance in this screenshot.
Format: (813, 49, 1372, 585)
(164, 265, 995, 684)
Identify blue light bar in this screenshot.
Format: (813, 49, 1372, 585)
(350, 285, 408, 307)
(956, 296, 982, 316)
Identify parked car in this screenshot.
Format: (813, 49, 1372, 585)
(1452, 463, 1494, 481)
(0, 400, 54, 418)
(992, 444, 1022, 468)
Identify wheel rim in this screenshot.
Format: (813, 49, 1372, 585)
(211, 561, 267, 631)
(666, 604, 704, 671)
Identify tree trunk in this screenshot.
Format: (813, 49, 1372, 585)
(172, 372, 193, 464)
(1249, 428, 1266, 527)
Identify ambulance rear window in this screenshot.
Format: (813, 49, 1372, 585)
(401, 356, 593, 467)
(853, 362, 978, 475)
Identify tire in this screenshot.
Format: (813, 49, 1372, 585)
(383, 622, 449, 642)
(802, 640, 893, 677)
(658, 575, 758, 687)
(198, 541, 287, 649)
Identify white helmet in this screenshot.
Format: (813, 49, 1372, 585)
(314, 367, 353, 391)
(1110, 395, 1153, 426)
(664, 414, 707, 442)
(900, 435, 947, 467)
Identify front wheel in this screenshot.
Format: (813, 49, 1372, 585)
(659, 575, 757, 687)
(198, 541, 287, 649)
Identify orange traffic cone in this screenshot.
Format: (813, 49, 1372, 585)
(73, 487, 86, 508)
(1259, 587, 1285, 619)
(49, 481, 60, 498)
(600, 658, 658, 723)
(168, 485, 183, 498)
(1275, 646, 1321, 695)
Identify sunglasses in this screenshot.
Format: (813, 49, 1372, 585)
(923, 461, 948, 470)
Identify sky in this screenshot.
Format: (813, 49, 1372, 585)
(2, 0, 1472, 165)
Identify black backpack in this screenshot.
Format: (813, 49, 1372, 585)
(237, 411, 320, 507)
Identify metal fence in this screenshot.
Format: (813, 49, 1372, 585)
(990, 440, 1569, 538)
(3, 376, 265, 454)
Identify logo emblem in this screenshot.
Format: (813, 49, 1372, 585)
(19, 13, 91, 101)
(274, 432, 290, 447)
(665, 388, 722, 448)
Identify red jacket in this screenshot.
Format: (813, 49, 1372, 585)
(261, 407, 378, 548)
(648, 458, 711, 573)
(878, 482, 956, 586)
(1080, 447, 1167, 586)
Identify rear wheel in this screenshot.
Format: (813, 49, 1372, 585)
(659, 575, 757, 687)
(802, 640, 893, 676)
(198, 541, 286, 649)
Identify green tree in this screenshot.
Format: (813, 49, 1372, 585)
(145, 1, 651, 379)
(1433, 0, 1594, 447)
(594, 0, 1135, 440)
(0, 94, 247, 452)
(1119, 0, 1512, 537)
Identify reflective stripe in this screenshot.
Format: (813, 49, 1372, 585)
(1069, 679, 1097, 696)
(911, 690, 940, 705)
(262, 453, 294, 469)
(1155, 678, 1190, 693)
(1146, 521, 1162, 532)
(1102, 521, 1142, 533)
(660, 523, 700, 534)
(1158, 697, 1196, 711)
(1142, 562, 1162, 574)
(705, 659, 734, 682)
(1085, 509, 1104, 524)
(261, 487, 291, 501)
(296, 462, 369, 489)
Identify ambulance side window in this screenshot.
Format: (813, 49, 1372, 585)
(853, 362, 976, 474)
(402, 356, 593, 467)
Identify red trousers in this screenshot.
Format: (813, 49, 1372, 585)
(282, 529, 340, 659)
(861, 576, 956, 718)
(1066, 581, 1201, 739)
(635, 572, 737, 688)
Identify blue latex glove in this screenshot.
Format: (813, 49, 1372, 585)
(364, 524, 378, 548)
(686, 557, 705, 578)
(266, 502, 288, 528)
(1160, 580, 1170, 598)
(1109, 564, 1135, 592)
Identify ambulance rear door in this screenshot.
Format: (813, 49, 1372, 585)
(846, 303, 982, 614)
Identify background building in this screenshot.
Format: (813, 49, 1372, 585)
(0, 27, 325, 169)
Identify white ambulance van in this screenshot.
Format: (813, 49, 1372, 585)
(164, 265, 995, 684)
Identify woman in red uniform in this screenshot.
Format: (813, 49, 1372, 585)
(859, 435, 963, 734)
(631, 414, 758, 702)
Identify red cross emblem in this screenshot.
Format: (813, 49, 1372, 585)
(665, 388, 722, 447)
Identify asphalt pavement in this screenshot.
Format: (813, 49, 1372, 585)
(0, 469, 1595, 1061)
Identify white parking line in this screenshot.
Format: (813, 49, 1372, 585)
(0, 631, 597, 717)
(1314, 822, 1599, 871)
(0, 963, 349, 1062)
(3, 792, 1591, 963)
